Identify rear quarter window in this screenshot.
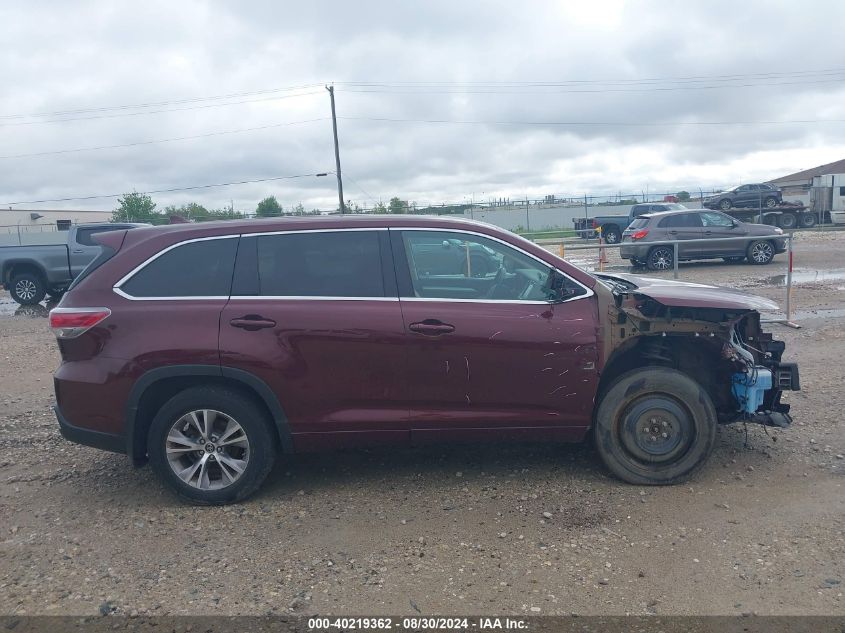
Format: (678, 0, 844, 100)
(628, 218, 649, 229)
(118, 237, 238, 298)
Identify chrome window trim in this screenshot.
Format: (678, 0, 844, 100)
(113, 229, 388, 301)
(111, 225, 594, 304)
(113, 235, 239, 300)
(232, 296, 399, 302)
(395, 227, 594, 304)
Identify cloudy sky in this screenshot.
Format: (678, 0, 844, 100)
(2, 0, 845, 213)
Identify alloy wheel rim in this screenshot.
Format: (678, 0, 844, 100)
(15, 279, 37, 301)
(605, 232, 620, 244)
(651, 249, 672, 270)
(165, 409, 250, 490)
(751, 243, 773, 263)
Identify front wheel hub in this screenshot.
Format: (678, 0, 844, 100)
(619, 396, 693, 464)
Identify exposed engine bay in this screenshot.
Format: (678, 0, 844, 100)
(595, 273, 800, 428)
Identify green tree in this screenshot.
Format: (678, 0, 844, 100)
(371, 201, 388, 214)
(256, 196, 282, 217)
(112, 192, 159, 222)
(388, 197, 409, 214)
(291, 202, 306, 216)
(676, 191, 691, 202)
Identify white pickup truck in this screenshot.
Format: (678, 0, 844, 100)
(0, 223, 146, 304)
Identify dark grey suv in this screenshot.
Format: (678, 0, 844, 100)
(704, 184, 782, 211)
(620, 209, 786, 270)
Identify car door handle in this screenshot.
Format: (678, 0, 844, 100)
(409, 320, 455, 335)
(668, 230, 678, 235)
(72, 249, 84, 254)
(704, 230, 713, 235)
(229, 315, 276, 331)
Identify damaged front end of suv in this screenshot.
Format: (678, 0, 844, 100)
(595, 273, 800, 429)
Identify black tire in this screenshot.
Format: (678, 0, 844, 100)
(764, 197, 778, 209)
(799, 212, 817, 228)
(602, 225, 622, 244)
(747, 240, 775, 265)
(778, 212, 797, 230)
(719, 199, 732, 211)
(148, 386, 277, 505)
(593, 367, 717, 485)
(722, 256, 745, 264)
(646, 246, 674, 271)
(9, 272, 46, 305)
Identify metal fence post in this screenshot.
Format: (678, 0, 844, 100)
(785, 233, 794, 322)
(673, 242, 679, 279)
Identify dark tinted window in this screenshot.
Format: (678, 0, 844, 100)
(120, 237, 238, 297)
(660, 213, 703, 228)
(631, 205, 649, 216)
(257, 230, 385, 297)
(76, 226, 125, 246)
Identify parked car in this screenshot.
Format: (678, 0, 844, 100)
(0, 223, 146, 304)
(50, 216, 799, 504)
(620, 209, 786, 270)
(573, 203, 687, 244)
(704, 184, 782, 211)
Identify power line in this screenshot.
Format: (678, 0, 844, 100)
(0, 83, 325, 121)
(4, 66, 843, 123)
(0, 118, 330, 160)
(340, 116, 845, 127)
(337, 76, 845, 95)
(0, 90, 324, 127)
(2, 172, 332, 206)
(335, 67, 845, 87)
(344, 173, 378, 205)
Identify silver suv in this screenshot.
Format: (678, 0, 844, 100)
(620, 209, 786, 270)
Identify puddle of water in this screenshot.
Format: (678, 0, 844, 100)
(764, 269, 845, 286)
(0, 298, 52, 318)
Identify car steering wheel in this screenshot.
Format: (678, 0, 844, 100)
(484, 265, 507, 299)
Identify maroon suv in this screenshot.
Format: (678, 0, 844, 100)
(50, 216, 799, 504)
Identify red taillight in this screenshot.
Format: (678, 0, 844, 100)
(592, 219, 599, 228)
(49, 307, 111, 339)
(631, 229, 649, 240)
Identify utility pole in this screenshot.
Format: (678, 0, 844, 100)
(326, 85, 345, 214)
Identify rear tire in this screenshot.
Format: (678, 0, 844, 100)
(799, 212, 817, 228)
(602, 226, 622, 244)
(9, 272, 46, 305)
(646, 246, 674, 271)
(764, 197, 778, 209)
(148, 386, 276, 505)
(747, 240, 775, 265)
(719, 199, 732, 211)
(593, 368, 717, 485)
(778, 212, 797, 230)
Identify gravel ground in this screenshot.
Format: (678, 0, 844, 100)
(0, 230, 843, 617)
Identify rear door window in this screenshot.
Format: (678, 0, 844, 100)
(76, 226, 126, 246)
(255, 230, 386, 298)
(118, 237, 238, 298)
(661, 214, 703, 228)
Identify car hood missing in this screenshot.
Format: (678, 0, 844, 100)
(596, 272, 779, 311)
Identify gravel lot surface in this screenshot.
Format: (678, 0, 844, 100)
(0, 230, 843, 617)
